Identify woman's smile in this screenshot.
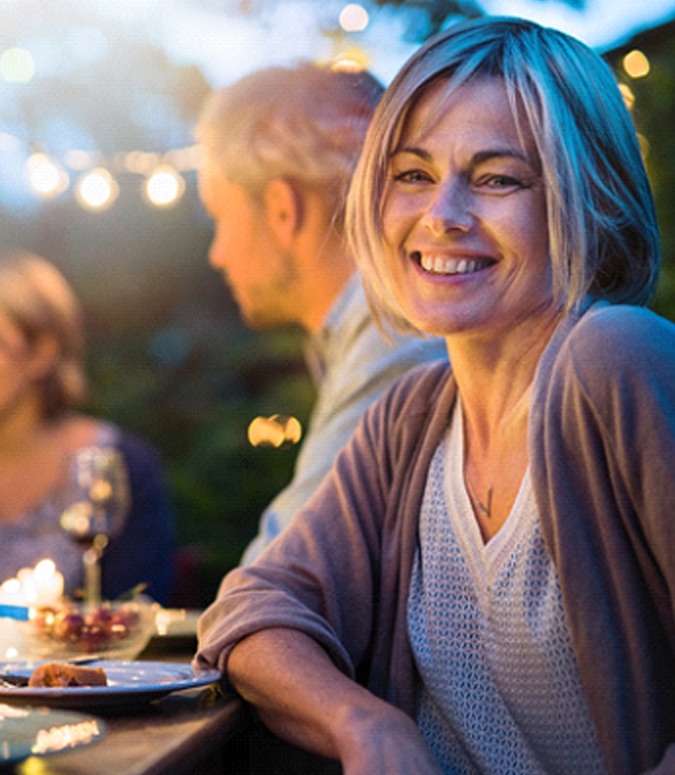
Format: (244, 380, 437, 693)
(409, 249, 496, 278)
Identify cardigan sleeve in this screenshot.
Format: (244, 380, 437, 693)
(530, 303, 675, 775)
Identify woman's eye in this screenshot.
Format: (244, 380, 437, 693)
(391, 169, 432, 184)
(485, 175, 522, 188)
(478, 174, 523, 189)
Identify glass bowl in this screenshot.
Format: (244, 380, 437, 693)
(9, 596, 156, 663)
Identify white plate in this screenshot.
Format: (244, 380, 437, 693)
(0, 703, 106, 763)
(0, 660, 222, 709)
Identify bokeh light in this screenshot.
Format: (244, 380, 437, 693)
(248, 415, 303, 449)
(75, 167, 119, 211)
(618, 82, 636, 109)
(26, 152, 69, 198)
(339, 4, 369, 33)
(622, 49, 650, 78)
(144, 165, 185, 207)
(0, 46, 36, 83)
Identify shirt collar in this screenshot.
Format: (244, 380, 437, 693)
(304, 272, 362, 383)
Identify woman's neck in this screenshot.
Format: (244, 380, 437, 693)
(0, 400, 49, 461)
(447, 306, 562, 447)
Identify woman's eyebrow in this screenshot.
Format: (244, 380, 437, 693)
(391, 146, 533, 165)
(471, 148, 531, 165)
(390, 146, 432, 162)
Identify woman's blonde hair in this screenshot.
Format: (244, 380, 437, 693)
(346, 16, 661, 334)
(0, 251, 87, 417)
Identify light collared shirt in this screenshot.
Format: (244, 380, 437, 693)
(241, 272, 447, 563)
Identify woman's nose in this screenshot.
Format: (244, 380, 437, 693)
(421, 180, 473, 235)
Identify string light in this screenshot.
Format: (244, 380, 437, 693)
(144, 164, 185, 207)
(10, 132, 200, 212)
(26, 152, 69, 199)
(75, 167, 119, 211)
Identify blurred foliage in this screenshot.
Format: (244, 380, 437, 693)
(604, 20, 675, 320)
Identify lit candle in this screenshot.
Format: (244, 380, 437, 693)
(24, 559, 64, 606)
(0, 560, 64, 660)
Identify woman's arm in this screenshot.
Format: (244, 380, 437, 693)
(228, 627, 443, 775)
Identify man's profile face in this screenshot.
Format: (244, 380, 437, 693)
(198, 162, 301, 330)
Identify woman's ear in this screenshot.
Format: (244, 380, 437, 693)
(262, 178, 303, 249)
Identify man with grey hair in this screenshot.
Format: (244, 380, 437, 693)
(196, 62, 446, 564)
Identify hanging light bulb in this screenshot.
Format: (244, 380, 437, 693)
(144, 164, 185, 207)
(26, 152, 69, 199)
(75, 167, 119, 211)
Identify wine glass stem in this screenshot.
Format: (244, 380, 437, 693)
(83, 546, 102, 606)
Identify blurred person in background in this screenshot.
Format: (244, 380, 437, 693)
(196, 62, 447, 564)
(0, 251, 175, 604)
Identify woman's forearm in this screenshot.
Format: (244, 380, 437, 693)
(227, 627, 443, 774)
(228, 627, 382, 758)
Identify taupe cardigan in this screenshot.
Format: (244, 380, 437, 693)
(197, 301, 675, 774)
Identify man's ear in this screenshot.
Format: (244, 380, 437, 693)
(262, 179, 303, 249)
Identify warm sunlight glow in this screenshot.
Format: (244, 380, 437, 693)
(330, 46, 370, 73)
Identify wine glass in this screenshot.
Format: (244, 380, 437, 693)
(59, 446, 130, 606)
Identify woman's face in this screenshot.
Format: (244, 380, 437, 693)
(381, 76, 554, 341)
(0, 312, 47, 423)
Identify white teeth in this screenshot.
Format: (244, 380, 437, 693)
(415, 253, 490, 276)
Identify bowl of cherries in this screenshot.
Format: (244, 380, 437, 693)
(28, 596, 156, 661)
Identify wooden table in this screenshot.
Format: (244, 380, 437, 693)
(4, 636, 245, 775)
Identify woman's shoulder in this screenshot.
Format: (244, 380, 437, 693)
(540, 303, 675, 406)
(565, 302, 675, 366)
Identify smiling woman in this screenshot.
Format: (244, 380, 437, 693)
(195, 17, 675, 775)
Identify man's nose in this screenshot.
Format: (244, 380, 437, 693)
(208, 238, 228, 270)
